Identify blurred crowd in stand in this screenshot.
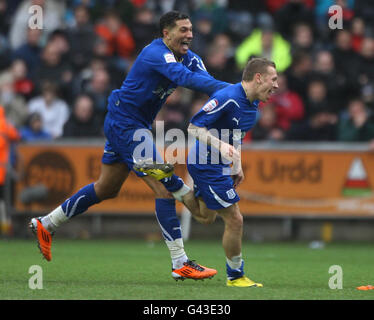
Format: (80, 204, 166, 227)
(0, 0, 373, 144)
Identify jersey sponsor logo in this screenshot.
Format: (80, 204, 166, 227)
(164, 53, 177, 63)
(232, 130, 245, 141)
(153, 86, 176, 100)
(220, 129, 246, 141)
(203, 99, 219, 112)
(226, 188, 236, 200)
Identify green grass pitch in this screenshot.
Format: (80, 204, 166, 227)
(1, 239, 373, 300)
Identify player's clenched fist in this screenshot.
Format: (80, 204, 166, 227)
(219, 142, 240, 163)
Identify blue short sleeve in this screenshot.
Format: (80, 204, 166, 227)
(191, 96, 239, 128)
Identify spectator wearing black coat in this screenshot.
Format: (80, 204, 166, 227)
(63, 94, 103, 138)
(67, 5, 97, 72)
(287, 79, 337, 141)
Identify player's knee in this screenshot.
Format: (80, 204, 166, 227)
(199, 207, 217, 225)
(142, 176, 172, 198)
(226, 211, 243, 231)
(202, 213, 217, 225)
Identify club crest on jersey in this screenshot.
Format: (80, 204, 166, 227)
(164, 53, 176, 63)
(203, 99, 219, 112)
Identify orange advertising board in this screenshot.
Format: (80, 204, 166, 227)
(14, 143, 374, 217)
(238, 150, 374, 216)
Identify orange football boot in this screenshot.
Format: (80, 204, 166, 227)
(172, 260, 217, 281)
(29, 218, 53, 261)
(356, 285, 374, 290)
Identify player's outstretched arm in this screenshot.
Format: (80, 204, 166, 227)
(146, 55, 230, 96)
(188, 123, 240, 163)
(188, 123, 243, 185)
(168, 63, 230, 96)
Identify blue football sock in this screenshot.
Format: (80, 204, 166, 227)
(155, 198, 187, 267)
(226, 260, 245, 280)
(155, 198, 182, 240)
(160, 174, 184, 193)
(61, 183, 100, 218)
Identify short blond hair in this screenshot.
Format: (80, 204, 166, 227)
(242, 58, 276, 81)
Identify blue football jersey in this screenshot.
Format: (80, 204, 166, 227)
(107, 38, 230, 128)
(189, 82, 259, 166)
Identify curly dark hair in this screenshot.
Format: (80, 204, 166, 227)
(159, 11, 190, 37)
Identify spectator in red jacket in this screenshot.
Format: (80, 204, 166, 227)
(351, 17, 365, 53)
(262, 73, 305, 132)
(95, 9, 135, 61)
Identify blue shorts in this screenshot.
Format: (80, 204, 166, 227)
(187, 163, 240, 210)
(102, 114, 161, 177)
(102, 114, 184, 193)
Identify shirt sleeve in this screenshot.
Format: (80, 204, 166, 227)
(143, 51, 230, 96)
(187, 53, 233, 91)
(191, 97, 231, 128)
(187, 53, 209, 74)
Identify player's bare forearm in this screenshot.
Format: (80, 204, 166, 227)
(187, 123, 241, 164)
(188, 123, 221, 149)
